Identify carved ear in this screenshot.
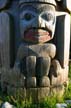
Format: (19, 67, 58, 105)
(56, 0, 71, 12)
(0, 0, 9, 10)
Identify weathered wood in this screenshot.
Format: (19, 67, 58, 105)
(26, 56, 36, 77)
(19, 0, 56, 6)
(0, 12, 15, 68)
(37, 76, 50, 87)
(50, 66, 68, 86)
(26, 77, 36, 88)
(50, 59, 62, 77)
(26, 88, 38, 103)
(0, 0, 9, 9)
(1, 67, 21, 88)
(0, 0, 70, 101)
(55, 12, 70, 68)
(56, 0, 71, 12)
(63, 0, 71, 12)
(36, 57, 51, 77)
(51, 85, 64, 98)
(56, 0, 61, 1)
(38, 87, 50, 101)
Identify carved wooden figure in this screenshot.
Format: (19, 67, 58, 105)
(0, 0, 71, 102)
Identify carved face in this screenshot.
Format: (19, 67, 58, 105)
(20, 3, 56, 43)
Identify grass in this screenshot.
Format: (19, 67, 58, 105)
(0, 63, 71, 108)
(69, 62, 71, 78)
(63, 63, 71, 100)
(0, 94, 57, 108)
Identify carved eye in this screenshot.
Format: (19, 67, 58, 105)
(41, 12, 54, 21)
(21, 12, 35, 21)
(24, 13, 34, 21)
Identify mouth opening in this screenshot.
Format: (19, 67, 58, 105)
(23, 27, 52, 43)
(25, 27, 52, 36)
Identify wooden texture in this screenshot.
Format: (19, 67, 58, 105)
(19, 0, 56, 6)
(36, 57, 51, 77)
(0, 0, 9, 9)
(56, 0, 71, 12)
(26, 56, 36, 77)
(0, 12, 15, 68)
(0, 0, 70, 101)
(55, 12, 70, 68)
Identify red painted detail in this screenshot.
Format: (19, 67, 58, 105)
(23, 29, 52, 43)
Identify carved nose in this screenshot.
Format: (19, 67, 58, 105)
(33, 17, 45, 28)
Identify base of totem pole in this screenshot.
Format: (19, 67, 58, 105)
(0, 67, 68, 103)
(1, 85, 65, 103)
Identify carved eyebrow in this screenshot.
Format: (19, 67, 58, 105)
(20, 4, 55, 13)
(34, 4, 55, 10)
(20, 5, 37, 13)
(36, 5, 55, 13)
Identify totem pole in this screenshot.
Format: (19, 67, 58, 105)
(0, 0, 71, 102)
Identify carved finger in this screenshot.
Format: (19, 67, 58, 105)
(37, 76, 50, 87)
(36, 56, 51, 77)
(26, 77, 36, 88)
(26, 56, 36, 77)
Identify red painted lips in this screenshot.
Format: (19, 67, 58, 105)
(23, 29, 52, 43)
